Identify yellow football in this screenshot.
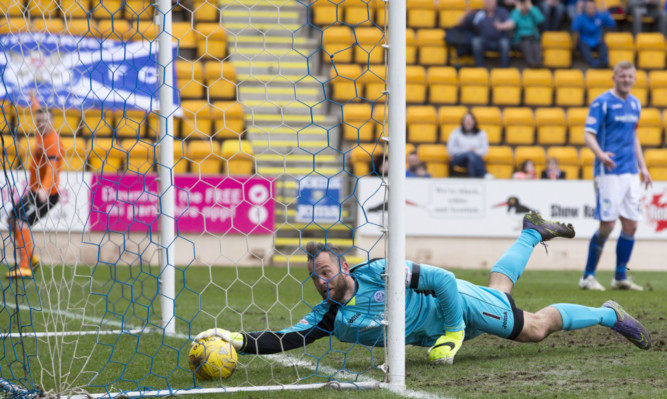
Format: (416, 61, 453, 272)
(188, 336, 238, 380)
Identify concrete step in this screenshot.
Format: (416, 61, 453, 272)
(257, 166, 341, 176)
(274, 237, 356, 247)
(271, 254, 368, 266)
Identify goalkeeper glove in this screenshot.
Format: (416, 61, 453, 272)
(427, 330, 464, 365)
(194, 328, 245, 351)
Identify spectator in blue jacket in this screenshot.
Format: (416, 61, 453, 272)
(459, 0, 516, 67)
(571, 0, 615, 69)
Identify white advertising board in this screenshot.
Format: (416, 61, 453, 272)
(357, 177, 667, 239)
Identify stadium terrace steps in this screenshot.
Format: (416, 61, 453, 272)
(271, 254, 368, 266)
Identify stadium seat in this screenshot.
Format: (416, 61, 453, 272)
(631, 69, 648, 106)
(649, 70, 667, 107)
(122, 139, 155, 174)
(503, 107, 535, 145)
(329, 64, 363, 103)
(427, 66, 458, 104)
(546, 146, 580, 179)
(644, 148, 667, 180)
(187, 140, 223, 175)
(580, 147, 595, 179)
(515, 146, 546, 176)
(172, 139, 188, 173)
(459, 68, 489, 105)
(344, 0, 376, 26)
(172, 21, 197, 49)
(438, 105, 468, 142)
(636, 108, 662, 147)
(133, 20, 159, 41)
(192, 0, 220, 23)
(523, 69, 553, 107)
(204, 61, 237, 100)
(124, 0, 154, 20)
(180, 100, 214, 139)
(32, 18, 64, 33)
(471, 106, 502, 144)
(342, 103, 375, 142)
(567, 107, 589, 145)
(585, 69, 613, 104)
(605, 32, 635, 67)
(113, 110, 146, 139)
(406, 28, 417, 64)
(484, 145, 514, 179)
(91, 0, 122, 18)
(416, 28, 447, 66)
(554, 70, 584, 107)
(28, 0, 58, 17)
(0, 18, 30, 34)
(407, 105, 437, 143)
(222, 139, 254, 175)
(636, 33, 666, 70)
(361, 64, 387, 102)
(373, 0, 386, 25)
(65, 19, 96, 37)
(535, 108, 567, 145)
(176, 60, 205, 100)
(212, 101, 245, 139)
(542, 32, 573, 68)
(438, 0, 466, 29)
(311, 0, 341, 27)
(350, 142, 384, 176)
(322, 25, 354, 64)
(51, 109, 80, 136)
(195, 22, 228, 60)
(407, 0, 437, 28)
(406, 65, 427, 104)
(491, 68, 521, 106)
(81, 110, 113, 136)
(354, 26, 384, 65)
(95, 19, 133, 41)
(417, 144, 448, 177)
(372, 105, 386, 139)
(60, 136, 87, 172)
(0, 0, 24, 17)
(88, 137, 124, 173)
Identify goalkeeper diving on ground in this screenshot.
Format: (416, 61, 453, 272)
(195, 212, 651, 365)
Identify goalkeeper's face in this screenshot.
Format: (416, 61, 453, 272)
(308, 253, 354, 304)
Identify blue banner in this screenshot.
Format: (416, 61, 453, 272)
(296, 176, 343, 223)
(0, 32, 178, 111)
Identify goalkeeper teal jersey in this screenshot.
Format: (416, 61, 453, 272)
(240, 259, 522, 355)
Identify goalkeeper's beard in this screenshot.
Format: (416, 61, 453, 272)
(320, 275, 351, 304)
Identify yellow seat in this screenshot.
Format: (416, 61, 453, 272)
(95, 19, 133, 41)
(418, 144, 448, 177)
(580, 147, 596, 179)
(636, 33, 665, 70)
(180, 100, 213, 139)
(585, 69, 613, 104)
(88, 137, 124, 173)
(51, 109, 80, 136)
(542, 32, 573, 68)
(342, 103, 375, 142)
(187, 139, 223, 175)
(322, 25, 354, 64)
(133, 19, 158, 41)
(605, 32, 634, 67)
(122, 139, 155, 174)
(192, 0, 220, 22)
(65, 18, 96, 37)
(373, 0, 386, 25)
(504, 107, 534, 145)
(515, 146, 546, 176)
(204, 61, 236, 100)
(535, 108, 566, 145)
(124, 0, 154, 20)
(438, 105, 468, 142)
(649, 70, 667, 107)
(32, 18, 64, 33)
(631, 69, 648, 106)
(91, 0, 123, 19)
(176, 60, 205, 99)
(114, 110, 147, 138)
(645, 148, 667, 180)
(27, 0, 58, 17)
(222, 139, 254, 175)
(484, 146, 514, 178)
(428, 66, 458, 104)
(491, 68, 521, 106)
(438, 0, 466, 29)
(0, 0, 24, 17)
(354, 26, 384, 64)
(195, 22, 228, 60)
(81, 109, 113, 136)
(329, 64, 363, 103)
(360, 64, 386, 102)
(406, 28, 417, 65)
(350, 142, 384, 176)
(471, 106, 502, 144)
(171, 139, 188, 173)
(407, 0, 437, 28)
(459, 67, 489, 105)
(311, 0, 342, 27)
(172, 21, 197, 49)
(406, 65, 427, 104)
(342, 0, 376, 26)
(60, 136, 87, 172)
(567, 107, 588, 145)
(407, 105, 437, 143)
(212, 101, 245, 139)
(0, 18, 31, 34)
(636, 108, 662, 147)
(523, 69, 553, 106)
(546, 146, 580, 179)
(554, 69, 584, 107)
(416, 28, 447, 66)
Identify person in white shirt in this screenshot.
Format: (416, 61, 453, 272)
(447, 112, 491, 178)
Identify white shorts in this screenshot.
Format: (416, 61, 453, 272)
(594, 174, 642, 222)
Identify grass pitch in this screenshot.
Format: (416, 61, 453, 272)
(0, 265, 664, 399)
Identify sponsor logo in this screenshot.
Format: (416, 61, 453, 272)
(643, 191, 667, 232)
(404, 266, 412, 287)
(502, 312, 508, 329)
(613, 114, 639, 123)
(373, 290, 385, 302)
(299, 319, 309, 325)
(586, 116, 597, 125)
(611, 104, 622, 109)
(348, 313, 361, 323)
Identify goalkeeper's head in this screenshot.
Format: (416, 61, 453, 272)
(305, 241, 355, 305)
(34, 107, 53, 136)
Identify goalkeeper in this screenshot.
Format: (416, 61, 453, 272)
(196, 212, 651, 364)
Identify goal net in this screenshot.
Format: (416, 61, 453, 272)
(0, 0, 400, 396)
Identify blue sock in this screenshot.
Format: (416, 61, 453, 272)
(490, 229, 541, 285)
(584, 230, 608, 277)
(615, 231, 634, 281)
(552, 303, 617, 330)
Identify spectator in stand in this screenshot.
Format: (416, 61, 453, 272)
(540, 0, 565, 30)
(405, 151, 421, 177)
(541, 158, 566, 179)
(511, 0, 545, 68)
(626, 0, 666, 36)
(414, 162, 432, 178)
(458, 0, 516, 68)
(564, 0, 581, 23)
(513, 159, 538, 179)
(447, 112, 490, 178)
(571, 0, 615, 69)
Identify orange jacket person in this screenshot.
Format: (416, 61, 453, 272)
(7, 107, 63, 278)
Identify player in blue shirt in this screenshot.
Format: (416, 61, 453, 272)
(195, 212, 651, 366)
(579, 61, 653, 292)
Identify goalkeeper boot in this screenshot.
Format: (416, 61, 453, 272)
(5, 267, 33, 279)
(427, 330, 464, 365)
(523, 211, 575, 241)
(602, 300, 651, 350)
